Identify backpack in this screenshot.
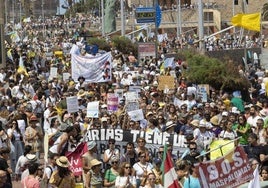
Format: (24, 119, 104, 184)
(48, 131, 63, 146)
(33, 100, 44, 118)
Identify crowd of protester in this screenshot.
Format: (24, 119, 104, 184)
(0, 13, 268, 188)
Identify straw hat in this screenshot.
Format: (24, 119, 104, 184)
(190, 119, 200, 127)
(210, 116, 219, 126)
(166, 121, 176, 129)
(90, 159, 102, 168)
(56, 156, 70, 168)
(255, 102, 263, 109)
(26, 154, 37, 162)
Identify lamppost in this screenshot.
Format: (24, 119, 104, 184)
(198, 0, 204, 51)
(101, 0, 104, 36)
(0, 0, 6, 68)
(177, 0, 182, 38)
(121, 0, 125, 36)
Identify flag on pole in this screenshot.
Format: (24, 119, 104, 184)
(161, 145, 181, 188)
(231, 13, 261, 31)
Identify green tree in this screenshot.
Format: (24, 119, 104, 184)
(111, 36, 138, 56)
(182, 51, 250, 92)
(87, 37, 111, 52)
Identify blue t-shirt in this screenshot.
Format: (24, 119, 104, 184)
(183, 175, 201, 188)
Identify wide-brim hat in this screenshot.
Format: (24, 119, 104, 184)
(90, 159, 102, 168)
(255, 102, 263, 109)
(56, 156, 70, 168)
(199, 119, 207, 128)
(78, 76, 85, 81)
(26, 154, 37, 162)
(87, 141, 97, 150)
(260, 109, 267, 117)
(77, 89, 87, 97)
(166, 121, 176, 129)
(210, 115, 219, 126)
(190, 119, 200, 127)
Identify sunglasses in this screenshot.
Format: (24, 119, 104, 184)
(190, 148, 197, 150)
(158, 151, 163, 154)
(111, 161, 118, 164)
(125, 166, 131, 169)
(109, 142, 115, 144)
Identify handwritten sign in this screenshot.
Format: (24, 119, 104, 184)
(66, 96, 79, 113)
(128, 109, 144, 121)
(158, 76, 175, 90)
(107, 93, 118, 111)
(86, 101, 99, 118)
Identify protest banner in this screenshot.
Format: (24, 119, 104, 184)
(107, 93, 118, 111)
(138, 42, 156, 62)
(158, 76, 175, 90)
(125, 91, 139, 102)
(49, 67, 58, 79)
(125, 101, 139, 112)
(66, 142, 88, 176)
(129, 85, 142, 94)
(84, 129, 188, 157)
(66, 96, 79, 113)
(86, 101, 99, 118)
(196, 146, 254, 188)
(71, 52, 112, 83)
(114, 89, 124, 101)
(63, 72, 71, 81)
(128, 109, 144, 121)
(197, 84, 210, 102)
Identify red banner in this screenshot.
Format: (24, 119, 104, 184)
(66, 142, 88, 176)
(196, 146, 253, 188)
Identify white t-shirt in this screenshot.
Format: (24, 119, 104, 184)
(115, 176, 136, 187)
(133, 162, 153, 179)
(103, 148, 120, 164)
(219, 130, 237, 140)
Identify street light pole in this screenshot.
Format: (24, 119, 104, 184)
(177, 0, 182, 38)
(42, 0, 45, 38)
(19, 0, 21, 26)
(101, 0, 104, 36)
(198, 0, 204, 52)
(121, 0, 125, 36)
(0, 0, 6, 68)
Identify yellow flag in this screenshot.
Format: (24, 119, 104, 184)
(231, 13, 260, 31)
(210, 139, 235, 160)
